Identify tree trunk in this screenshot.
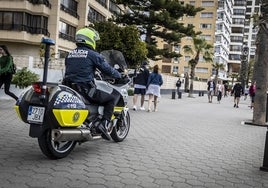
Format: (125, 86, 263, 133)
(188, 65, 195, 97)
(214, 70, 219, 96)
(253, 4, 268, 125)
(184, 72, 189, 92)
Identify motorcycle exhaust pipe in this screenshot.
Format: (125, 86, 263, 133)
(52, 128, 93, 142)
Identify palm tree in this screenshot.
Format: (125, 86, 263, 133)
(252, 2, 268, 125)
(183, 37, 213, 97)
(229, 72, 239, 87)
(212, 62, 225, 88)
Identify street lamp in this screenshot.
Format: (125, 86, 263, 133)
(240, 44, 249, 90)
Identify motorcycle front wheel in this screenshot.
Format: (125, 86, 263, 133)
(111, 111, 130, 142)
(38, 129, 76, 159)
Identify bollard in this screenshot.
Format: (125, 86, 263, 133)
(261, 93, 268, 171)
(178, 91, 182, 99)
(199, 91, 201, 97)
(202, 91, 204, 96)
(172, 90, 176, 99)
(260, 129, 268, 172)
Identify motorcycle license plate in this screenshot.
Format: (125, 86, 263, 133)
(27, 106, 45, 123)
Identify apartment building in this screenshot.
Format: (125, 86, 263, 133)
(160, 0, 260, 82)
(159, 0, 221, 81)
(229, 0, 247, 74)
(214, 0, 233, 80)
(0, 0, 121, 68)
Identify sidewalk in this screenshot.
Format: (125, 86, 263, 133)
(1, 92, 268, 187)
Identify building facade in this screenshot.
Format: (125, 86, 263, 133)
(158, 0, 223, 81)
(0, 0, 121, 68)
(0, 0, 260, 82)
(159, 0, 259, 82)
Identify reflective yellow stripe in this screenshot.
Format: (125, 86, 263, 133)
(53, 109, 88, 127)
(14, 105, 22, 120)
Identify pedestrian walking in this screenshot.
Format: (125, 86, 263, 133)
(146, 65, 163, 112)
(207, 78, 215, 103)
(132, 61, 149, 111)
(244, 85, 249, 100)
(0, 45, 18, 101)
(216, 80, 224, 103)
(249, 81, 256, 109)
(231, 82, 244, 108)
(224, 82, 228, 97)
(176, 78, 182, 98)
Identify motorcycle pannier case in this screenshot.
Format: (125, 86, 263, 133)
(15, 84, 88, 128)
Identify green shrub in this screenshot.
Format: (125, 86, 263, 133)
(12, 67, 39, 88)
(128, 88, 134, 96)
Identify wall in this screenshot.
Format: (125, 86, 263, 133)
(12, 55, 208, 90)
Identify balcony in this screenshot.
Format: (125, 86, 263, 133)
(27, 0, 51, 8)
(60, 4, 80, 19)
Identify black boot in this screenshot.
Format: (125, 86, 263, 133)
(97, 120, 112, 141)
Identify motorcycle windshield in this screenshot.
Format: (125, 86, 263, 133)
(100, 50, 128, 72)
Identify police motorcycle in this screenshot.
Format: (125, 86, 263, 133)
(15, 38, 131, 159)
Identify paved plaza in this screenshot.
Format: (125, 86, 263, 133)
(1, 91, 268, 188)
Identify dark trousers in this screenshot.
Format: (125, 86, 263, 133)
(0, 73, 18, 100)
(87, 89, 118, 121)
(177, 87, 180, 95)
(62, 79, 119, 121)
(217, 91, 222, 101)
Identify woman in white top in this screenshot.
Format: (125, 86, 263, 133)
(216, 81, 224, 103)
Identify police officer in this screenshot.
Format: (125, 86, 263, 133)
(63, 27, 121, 140)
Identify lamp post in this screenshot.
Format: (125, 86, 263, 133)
(240, 44, 249, 91)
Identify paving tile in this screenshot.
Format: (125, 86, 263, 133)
(0, 94, 268, 187)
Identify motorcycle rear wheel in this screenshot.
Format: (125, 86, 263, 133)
(111, 111, 130, 142)
(38, 129, 76, 159)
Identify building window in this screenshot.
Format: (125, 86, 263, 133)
(189, 1, 195, 5)
(27, 0, 51, 8)
(162, 65, 171, 73)
(217, 12, 224, 20)
(0, 11, 49, 36)
(185, 56, 191, 61)
(88, 6, 106, 22)
(60, 0, 79, 19)
(200, 23, 212, 29)
(174, 57, 179, 63)
(230, 45, 242, 51)
(109, 1, 123, 14)
(216, 23, 223, 31)
(200, 12, 213, 18)
(215, 36, 221, 42)
(59, 21, 76, 42)
(229, 54, 241, 61)
(184, 66, 189, 73)
(173, 66, 179, 74)
(214, 46, 220, 53)
(200, 35, 211, 40)
(232, 27, 244, 33)
(96, 0, 107, 8)
(230, 36, 243, 43)
(233, 18, 245, 25)
(58, 50, 68, 58)
(196, 67, 208, 73)
(233, 9, 245, 16)
(201, 1, 214, 6)
(235, 1, 247, 6)
(174, 45, 180, 52)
